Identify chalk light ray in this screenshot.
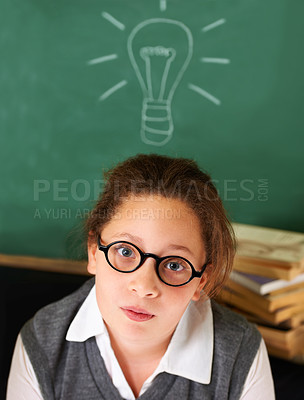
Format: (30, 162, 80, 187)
(201, 57, 230, 64)
(188, 83, 221, 106)
(102, 12, 125, 30)
(87, 54, 118, 65)
(202, 19, 226, 32)
(160, 0, 167, 12)
(99, 80, 128, 101)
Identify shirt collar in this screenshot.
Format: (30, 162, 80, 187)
(66, 285, 106, 341)
(66, 285, 213, 385)
(160, 297, 213, 384)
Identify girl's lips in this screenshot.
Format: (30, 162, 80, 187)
(121, 307, 155, 322)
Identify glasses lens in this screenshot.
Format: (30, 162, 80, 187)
(159, 257, 192, 286)
(108, 242, 141, 271)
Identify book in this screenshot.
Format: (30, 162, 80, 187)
(233, 223, 304, 266)
(230, 270, 304, 296)
(220, 223, 304, 361)
(217, 288, 304, 324)
(264, 345, 303, 360)
(257, 324, 304, 359)
(224, 280, 304, 312)
(232, 223, 304, 280)
(233, 257, 302, 280)
(216, 287, 304, 360)
(223, 305, 304, 330)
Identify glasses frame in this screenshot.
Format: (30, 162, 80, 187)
(97, 236, 207, 287)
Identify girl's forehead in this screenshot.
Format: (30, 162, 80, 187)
(114, 195, 197, 221)
(101, 195, 205, 257)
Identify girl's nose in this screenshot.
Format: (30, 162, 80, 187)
(127, 258, 160, 298)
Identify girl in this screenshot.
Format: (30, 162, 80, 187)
(7, 154, 275, 399)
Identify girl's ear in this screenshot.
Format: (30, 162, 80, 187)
(191, 265, 211, 302)
(87, 242, 98, 275)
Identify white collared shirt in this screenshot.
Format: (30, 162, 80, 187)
(7, 285, 275, 400)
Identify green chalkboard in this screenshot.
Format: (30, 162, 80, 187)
(1, 0, 303, 258)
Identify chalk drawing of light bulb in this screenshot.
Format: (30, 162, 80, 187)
(127, 19, 193, 146)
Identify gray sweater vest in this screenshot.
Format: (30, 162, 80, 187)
(21, 278, 261, 400)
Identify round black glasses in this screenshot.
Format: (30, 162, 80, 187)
(97, 237, 207, 287)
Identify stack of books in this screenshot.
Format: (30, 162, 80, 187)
(217, 223, 304, 361)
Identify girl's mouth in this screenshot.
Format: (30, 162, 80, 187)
(121, 307, 155, 322)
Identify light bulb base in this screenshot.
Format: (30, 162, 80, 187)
(141, 99, 173, 146)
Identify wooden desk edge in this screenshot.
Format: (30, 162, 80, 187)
(0, 253, 90, 276)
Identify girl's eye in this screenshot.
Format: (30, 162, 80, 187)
(117, 247, 135, 258)
(164, 261, 185, 272)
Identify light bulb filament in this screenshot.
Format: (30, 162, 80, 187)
(140, 46, 176, 100)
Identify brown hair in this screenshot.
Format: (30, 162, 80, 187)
(86, 153, 235, 298)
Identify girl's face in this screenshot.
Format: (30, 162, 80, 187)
(87, 195, 208, 348)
